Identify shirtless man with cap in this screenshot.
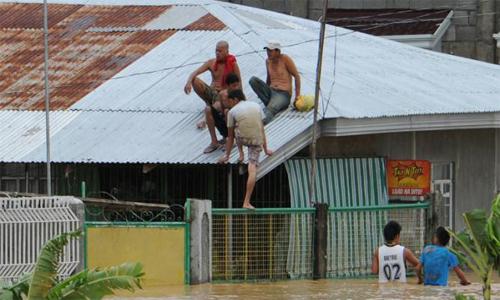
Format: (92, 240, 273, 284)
(249, 41, 301, 124)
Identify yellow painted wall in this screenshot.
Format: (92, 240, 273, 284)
(86, 226, 185, 286)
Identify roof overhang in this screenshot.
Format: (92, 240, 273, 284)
(381, 10, 453, 50)
(322, 112, 500, 136)
(257, 124, 317, 180)
(257, 111, 500, 179)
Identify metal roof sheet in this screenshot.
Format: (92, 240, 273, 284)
(143, 5, 207, 30)
(0, 110, 80, 161)
(0, 109, 312, 164)
(0, 2, 225, 110)
(0, 3, 81, 29)
(0, 28, 176, 110)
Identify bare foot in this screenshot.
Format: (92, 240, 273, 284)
(196, 119, 206, 129)
(243, 204, 255, 210)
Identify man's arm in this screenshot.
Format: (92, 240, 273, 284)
(265, 60, 270, 85)
(218, 127, 234, 164)
(184, 60, 211, 94)
(371, 248, 379, 274)
(404, 248, 420, 268)
(453, 266, 471, 285)
(233, 62, 243, 90)
(404, 248, 422, 282)
(416, 264, 423, 284)
(285, 55, 301, 98)
(215, 90, 228, 111)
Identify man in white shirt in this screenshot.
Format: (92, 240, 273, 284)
(371, 221, 421, 283)
(218, 89, 273, 209)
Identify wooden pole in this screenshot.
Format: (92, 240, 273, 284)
(308, 0, 329, 204)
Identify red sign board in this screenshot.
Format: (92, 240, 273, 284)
(387, 160, 431, 196)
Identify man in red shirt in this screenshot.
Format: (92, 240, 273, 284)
(185, 41, 242, 153)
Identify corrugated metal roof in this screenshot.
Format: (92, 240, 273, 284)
(0, 0, 500, 166)
(0, 109, 312, 164)
(143, 5, 207, 30)
(53, 5, 170, 29)
(0, 110, 80, 161)
(0, 2, 225, 110)
(0, 28, 176, 110)
(231, 8, 295, 30)
(0, 3, 81, 29)
(71, 29, 301, 113)
(184, 13, 226, 31)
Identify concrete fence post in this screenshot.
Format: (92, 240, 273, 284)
(313, 202, 329, 280)
(188, 199, 212, 284)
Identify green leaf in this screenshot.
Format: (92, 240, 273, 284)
(0, 273, 31, 300)
(0, 289, 16, 300)
(449, 194, 500, 300)
(46, 271, 87, 300)
(27, 231, 81, 300)
(455, 294, 476, 300)
(50, 262, 143, 300)
(448, 229, 484, 275)
(486, 195, 500, 259)
(463, 209, 488, 249)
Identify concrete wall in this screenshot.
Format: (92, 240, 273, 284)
(315, 129, 497, 229)
(86, 224, 187, 286)
(221, 0, 499, 64)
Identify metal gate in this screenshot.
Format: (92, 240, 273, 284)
(0, 196, 81, 282)
(431, 162, 454, 229)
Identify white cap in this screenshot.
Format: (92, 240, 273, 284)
(264, 41, 282, 51)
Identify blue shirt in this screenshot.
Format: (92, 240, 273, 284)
(420, 245, 459, 286)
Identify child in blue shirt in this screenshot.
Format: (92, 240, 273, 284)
(417, 226, 470, 286)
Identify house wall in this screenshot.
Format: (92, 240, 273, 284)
(316, 128, 498, 229)
(222, 0, 499, 63)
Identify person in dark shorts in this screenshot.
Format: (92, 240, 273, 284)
(184, 41, 242, 153)
(204, 73, 242, 153)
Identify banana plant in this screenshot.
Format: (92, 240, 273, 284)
(0, 231, 144, 300)
(448, 194, 500, 300)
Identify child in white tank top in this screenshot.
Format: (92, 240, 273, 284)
(371, 221, 421, 283)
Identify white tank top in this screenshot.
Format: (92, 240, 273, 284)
(378, 244, 407, 283)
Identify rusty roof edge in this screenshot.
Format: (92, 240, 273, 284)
(0, 0, 213, 6)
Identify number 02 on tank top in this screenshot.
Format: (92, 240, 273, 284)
(378, 245, 407, 283)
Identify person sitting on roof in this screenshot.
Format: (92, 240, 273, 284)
(203, 73, 242, 154)
(184, 41, 242, 153)
(249, 41, 301, 125)
(218, 89, 273, 209)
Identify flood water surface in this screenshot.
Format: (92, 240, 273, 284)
(112, 274, 499, 299)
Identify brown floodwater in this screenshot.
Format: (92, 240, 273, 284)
(111, 273, 499, 299)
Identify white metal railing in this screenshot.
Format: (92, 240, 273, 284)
(0, 196, 81, 282)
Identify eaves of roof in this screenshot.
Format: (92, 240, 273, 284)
(256, 111, 500, 179)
